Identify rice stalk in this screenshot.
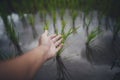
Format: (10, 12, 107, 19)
(19, 13, 28, 29)
(55, 19, 78, 80)
(28, 14, 38, 39)
(59, 8, 65, 21)
(71, 10, 78, 33)
(84, 13, 93, 36)
(1, 15, 23, 55)
(44, 21, 49, 31)
(52, 10, 58, 34)
(85, 27, 101, 63)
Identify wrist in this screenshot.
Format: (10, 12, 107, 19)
(37, 45, 49, 61)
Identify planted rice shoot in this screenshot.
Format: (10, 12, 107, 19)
(84, 13, 93, 36)
(52, 10, 58, 34)
(71, 10, 78, 33)
(28, 14, 38, 39)
(44, 18, 77, 80)
(19, 13, 28, 29)
(1, 15, 23, 55)
(56, 19, 77, 80)
(39, 9, 47, 24)
(59, 8, 65, 21)
(85, 27, 101, 63)
(44, 21, 49, 31)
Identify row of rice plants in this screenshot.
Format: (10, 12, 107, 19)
(1, 14, 23, 56)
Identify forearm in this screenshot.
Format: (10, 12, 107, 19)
(0, 46, 47, 80)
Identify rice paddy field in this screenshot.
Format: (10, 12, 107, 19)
(0, 0, 120, 80)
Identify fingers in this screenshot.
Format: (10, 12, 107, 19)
(55, 38, 63, 47)
(49, 34, 57, 39)
(56, 44, 63, 52)
(52, 35, 62, 43)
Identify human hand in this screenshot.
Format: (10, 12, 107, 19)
(39, 30, 63, 60)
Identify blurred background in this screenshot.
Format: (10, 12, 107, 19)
(0, 0, 120, 80)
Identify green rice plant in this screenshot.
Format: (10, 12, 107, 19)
(28, 14, 38, 39)
(42, 10, 47, 24)
(39, 0, 47, 23)
(59, 8, 65, 21)
(85, 27, 101, 63)
(9, 16, 23, 55)
(84, 14, 93, 36)
(82, 2, 91, 28)
(57, 0, 65, 9)
(82, 0, 94, 32)
(87, 27, 101, 44)
(61, 20, 66, 35)
(52, 10, 58, 34)
(44, 19, 78, 80)
(38, 0, 44, 18)
(1, 15, 23, 55)
(97, 12, 104, 31)
(56, 20, 78, 80)
(71, 10, 78, 33)
(19, 13, 28, 29)
(43, 21, 49, 31)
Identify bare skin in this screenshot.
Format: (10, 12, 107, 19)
(0, 30, 63, 80)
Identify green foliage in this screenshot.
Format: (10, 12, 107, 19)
(87, 27, 101, 44)
(59, 8, 65, 20)
(52, 10, 58, 34)
(43, 18, 78, 80)
(52, 10, 57, 24)
(61, 20, 66, 35)
(0, 0, 119, 20)
(28, 14, 35, 27)
(55, 19, 75, 80)
(28, 14, 38, 38)
(71, 10, 78, 32)
(58, 20, 76, 56)
(85, 27, 101, 63)
(43, 19, 74, 56)
(4, 16, 19, 47)
(1, 15, 22, 55)
(71, 10, 78, 21)
(44, 21, 49, 31)
(83, 13, 93, 36)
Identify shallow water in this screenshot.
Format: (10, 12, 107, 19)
(0, 10, 119, 80)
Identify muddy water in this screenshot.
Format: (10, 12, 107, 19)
(0, 11, 119, 80)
